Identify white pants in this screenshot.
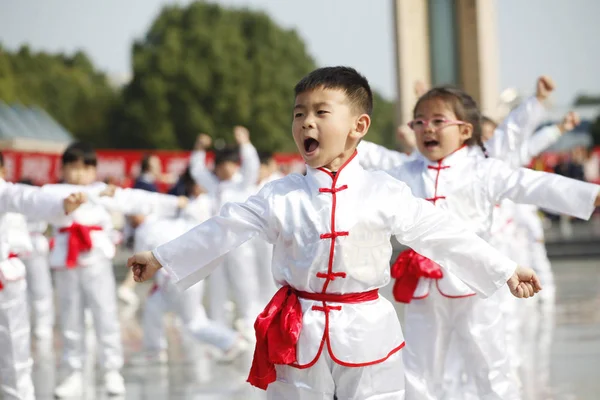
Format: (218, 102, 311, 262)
(208, 242, 261, 328)
(23, 253, 54, 339)
(53, 258, 123, 371)
(268, 345, 405, 400)
(252, 237, 278, 306)
(143, 279, 238, 352)
(0, 279, 35, 400)
(404, 288, 519, 400)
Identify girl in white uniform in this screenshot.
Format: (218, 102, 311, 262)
(127, 67, 543, 400)
(385, 86, 600, 400)
(0, 173, 85, 400)
(42, 142, 187, 398)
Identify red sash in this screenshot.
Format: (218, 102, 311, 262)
(58, 223, 103, 268)
(390, 249, 443, 303)
(247, 286, 379, 390)
(0, 253, 20, 290)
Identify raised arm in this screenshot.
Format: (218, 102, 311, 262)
(357, 140, 413, 171)
(128, 185, 277, 290)
(488, 159, 600, 220)
(486, 76, 554, 160)
(522, 112, 579, 165)
(387, 179, 534, 298)
(97, 186, 186, 217)
(234, 126, 260, 189)
(189, 134, 220, 194)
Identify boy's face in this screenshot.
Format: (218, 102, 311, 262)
(62, 160, 97, 185)
(214, 161, 238, 181)
(292, 87, 368, 170)
(481, 121, 497, 142)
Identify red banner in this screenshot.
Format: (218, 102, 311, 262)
(1, 149, 305, 190)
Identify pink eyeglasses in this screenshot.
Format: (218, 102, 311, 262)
(407, 118, 466, 132)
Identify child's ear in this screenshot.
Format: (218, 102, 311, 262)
(351, 114, 371, 140)
(460, 123, 473, 142)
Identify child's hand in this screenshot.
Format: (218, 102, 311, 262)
(536, 76, 555, 101)
(100, 184, 117, 197)
(195, 133, 212, 150)
(595, 193, 600, 207)
(507, 266, 542, 298)
(63, 192, 87, 214)
(177, 196, 189, 209)
(557, 111, 580, 134)
(414, 80, 429, 97)
(127, 251, 163, 282)
(234, 126, 250, 145)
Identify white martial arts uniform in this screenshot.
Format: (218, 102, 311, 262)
(0, 180, 69, 400)
(41, 182, 181, 375)
(190, 144, 262, 333)
(151, 152, 527, 400)
(21, 220, 54, 340)
(136, 195, 240, 356)
(386, 145, 599, 400)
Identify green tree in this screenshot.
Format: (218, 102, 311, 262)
(114, 2, 397, 151)
(0, 44, 118, 146)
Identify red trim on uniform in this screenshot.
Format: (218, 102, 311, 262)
(8, 253, 18, 259)
(435, 280, 477, 298)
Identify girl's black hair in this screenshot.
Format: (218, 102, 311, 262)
(414, 86, 488, 157)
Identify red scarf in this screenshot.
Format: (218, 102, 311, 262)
(247, 286, 379, 390)
(390, 249, 443, 303)
(58, 223, 103, 267)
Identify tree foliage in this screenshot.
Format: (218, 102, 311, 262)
(0, 2, 398, 151)
(0, 44, 118, 146)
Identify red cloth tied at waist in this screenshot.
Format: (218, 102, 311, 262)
(247, 286, 379, 390)
(0, 253, 20, 290)
(58, 223, 103, 268)
(391, 249, 443, 303)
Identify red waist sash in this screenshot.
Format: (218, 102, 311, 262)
(391, 249, 443, 303)
(247, 286, 379, 390)
(58, 223, 103, 268)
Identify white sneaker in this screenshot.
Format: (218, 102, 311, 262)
(217, 336, 250, 363)
(104, 370, 126, 395)
(54, 370, 84, 398)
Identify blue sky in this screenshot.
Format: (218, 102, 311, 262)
(1, 0, 598, 105)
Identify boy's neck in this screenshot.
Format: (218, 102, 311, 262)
(321, 147, 357, 172)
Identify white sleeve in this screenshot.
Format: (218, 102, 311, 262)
(521, 125, 562, 163)
(488, 160, 600, 220)
(239, 143, 260, 189)
(388, 180, 516, 297)
(486, 96, 547, 161)
(152, 187, 276, 290)
(357, 141, 412, 171)
(0, 181, 65, 219)
(189, 150, 220, 194)
(94, 187, 180, 217)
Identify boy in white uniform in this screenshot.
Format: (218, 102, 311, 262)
(42, 142, 187, 398)
(127, 67, 542, 399)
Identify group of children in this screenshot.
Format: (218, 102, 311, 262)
(1, 65, 599, 400)
(128, 66, 600, 400)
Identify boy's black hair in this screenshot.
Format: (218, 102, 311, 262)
(214, 146, 240, 167)
(140, 153, 155, 173)
(258, 151, 274, 166)
(0, 151, 3, 168)
(62, 141, 97, 167)
(414, 86, 488, 157)
(294, 66, 373, 116)
(18, 178, 35, 186)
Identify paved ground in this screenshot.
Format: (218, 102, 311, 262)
(29, 222, 600, 399)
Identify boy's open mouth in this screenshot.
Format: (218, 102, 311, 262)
(424, 139, 439, 149)
(304, 138, 319, 153)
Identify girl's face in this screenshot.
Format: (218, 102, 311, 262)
(411, 97, 473, 161)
